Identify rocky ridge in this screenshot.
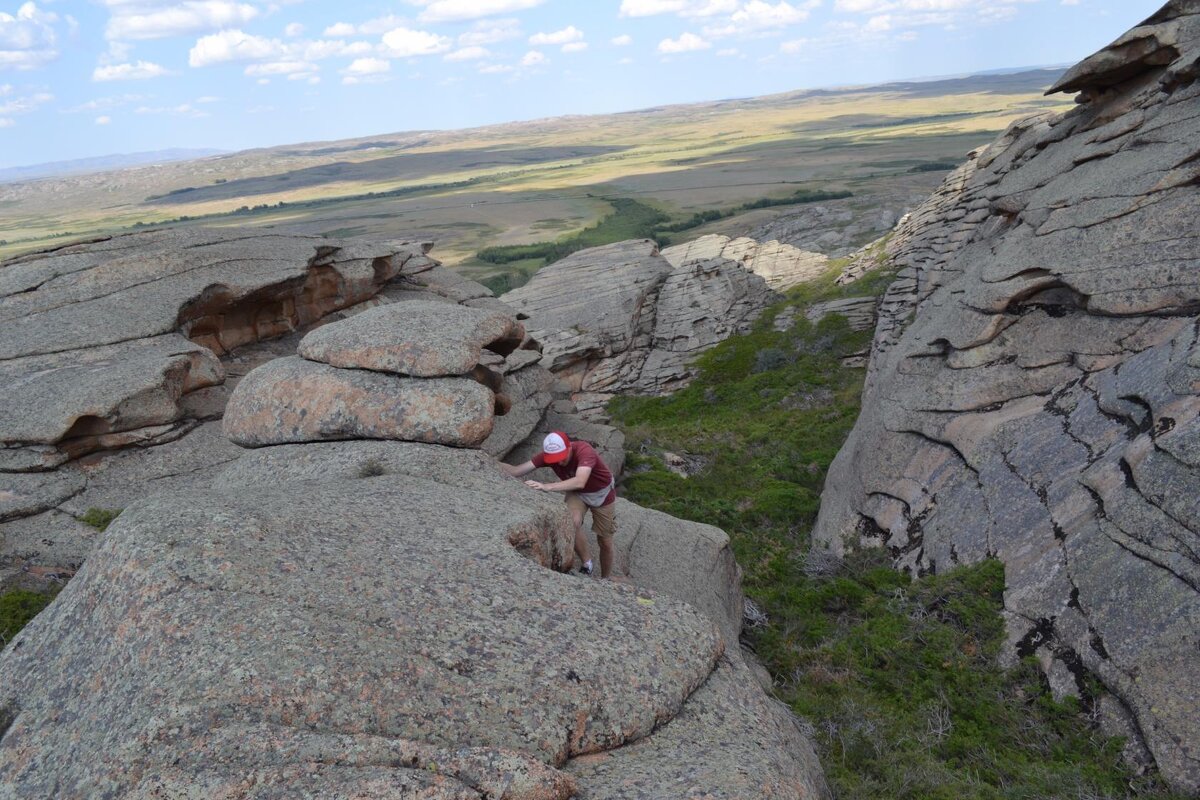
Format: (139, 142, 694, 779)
(813, 2, 1200, 791)
(503, 234, 829, 418)
(0, 227, 826, 797)
(0, 229, 583, 590)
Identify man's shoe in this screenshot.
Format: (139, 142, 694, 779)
(579, 561, 593, 576)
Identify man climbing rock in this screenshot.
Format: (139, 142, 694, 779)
(501, 432, 617, 578)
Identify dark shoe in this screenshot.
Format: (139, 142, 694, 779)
(578, 562, 593, 576)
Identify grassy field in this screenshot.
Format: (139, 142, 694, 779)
(608, 262, 1184, 800)
(0, 69, 1072, 268)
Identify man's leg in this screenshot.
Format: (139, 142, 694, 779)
(589, 502, 616, 579)
(565, 493, 591, 570)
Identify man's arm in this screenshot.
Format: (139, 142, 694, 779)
(527, 466, 592, 493)
(501, 461, 536, 478)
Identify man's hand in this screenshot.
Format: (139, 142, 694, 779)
(524, 480, 546, 491)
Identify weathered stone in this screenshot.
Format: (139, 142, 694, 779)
(0, 335, 223, 456)
(223, 357, 496, 448)
(662, 234, 830, 291)
(815, 5, 1200, 791)
(564, 500, 828, 799)
(0, 469, 86, 523)
(0, 228, 423, 360)
(481, 364, 558, 459)
(61, 421, 242, 516)
(504, 239, 781, 418)
(298, 300, 523, 377)
(0, 509, 98, 591)
(804, 297, 879, 332)
(0, 443, 724, 796)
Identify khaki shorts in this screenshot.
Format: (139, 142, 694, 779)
(565, 493, 616, 539)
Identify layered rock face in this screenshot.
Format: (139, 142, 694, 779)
(503, 235, 826, 417)
(0, 226, 827, 797)
(814, 3, 1200, 791)
(0, 229, 591, 591)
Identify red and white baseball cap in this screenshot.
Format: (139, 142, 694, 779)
(542, 431, 571, 464)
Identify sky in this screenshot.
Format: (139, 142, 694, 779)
(0, 0, 1167, 168)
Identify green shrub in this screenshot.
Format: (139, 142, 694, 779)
(0, 589, 58, 648)
(80, 508, 121, 532)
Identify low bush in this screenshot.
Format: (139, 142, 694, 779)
(0, 589, 58, 649)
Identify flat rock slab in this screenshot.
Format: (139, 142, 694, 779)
(663, 234, 830, 292)
(0, 334, 224, 451)
(0, 228, 420, 361)
(0, 469, 86, 523)
(0, 441, 723, 797)
(299, 300, 522, 377)
(0, 509, 98, 590)
(223, 357, 496, 448)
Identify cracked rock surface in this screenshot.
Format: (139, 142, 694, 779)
(0, 442, 827, 799)
(0, 229, 579, 591)
(504, 236, 822, 418)
(1, 227, 827, 797)
(813, 2, 1200, 791)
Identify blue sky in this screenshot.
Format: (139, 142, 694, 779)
(0, 0, 1165, 168)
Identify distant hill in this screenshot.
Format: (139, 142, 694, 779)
(0, 149, 227, 184)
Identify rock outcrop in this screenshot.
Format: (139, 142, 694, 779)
(503, 235, 827, 417)
(814, 2, 1200, 791)
(660, 234, 830, 291)
(0, 229, 578, 591)
(0, 226, 828, 797)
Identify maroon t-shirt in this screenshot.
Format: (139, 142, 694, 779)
(532, 441, 616, 506)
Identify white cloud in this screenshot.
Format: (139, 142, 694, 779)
(412, 0, 546, 23)
(244, 60, 315, 76)
(62, 93, 146, 112)
(95, 115, 111, 124)
(344, 56, 390, 75)
(779, 36, 808, 52)
(0, 82, 9, 95)
(479, 62, 513, 73)
(611, 34, 633, 46)
(706, 0, 817, 36)
(445, 45, 489, 61)
(0, 117, 12, 126)
(717, 46, 739, 55)
(284, 21, 304, 37)
(380, 26, 452, 57)
(562, 41, 588, 53)
(135, 102, 208, 117)
(0, 88, 50, 116)
(520, 49, 546, 66)
(657, 32, 710, 53)
(189, 29, 281, 66)
(620, 0, 737, 17)
(323, 21, 355, 37)
(92, 60, 173, 81)
(529, 25, 583, 46)
(0, 1, 60, 71)
(104, 1, 260, 41)
(459, 18, 521, 46)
